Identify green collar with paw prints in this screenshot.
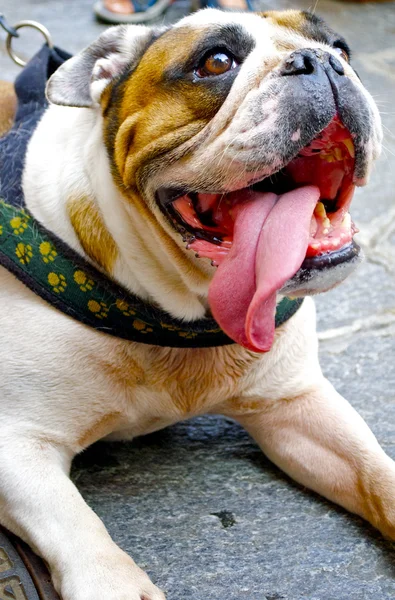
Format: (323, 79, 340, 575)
(0, 200, 303, 348)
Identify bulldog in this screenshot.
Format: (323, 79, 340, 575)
(0, 8, 391, 600)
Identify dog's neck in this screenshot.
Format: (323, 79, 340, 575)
(23, 104, 212, 321)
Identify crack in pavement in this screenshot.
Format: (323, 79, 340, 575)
(319, 309, 395, 344)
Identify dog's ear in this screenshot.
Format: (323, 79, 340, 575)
(46, 25, 158, 108)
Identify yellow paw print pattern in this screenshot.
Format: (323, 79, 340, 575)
(15, 243, 33, 265)
(133, 319, 153, 333)
(88, 299, 109, 319)
(74, 270, 94, 292)
(116, 299, 136, 317)
(10, 212, 30, 235)
(39, 241, 57, 263)
(160, 322, 181, 332)
(178, 331, 198, 339)
(48, 272, 67, 293)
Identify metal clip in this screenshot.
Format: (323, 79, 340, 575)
(5, 19, 53, 67)
(0, 13, 19, 38)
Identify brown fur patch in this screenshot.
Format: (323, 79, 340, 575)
(357, 475, 395, 539)
(262, 10, 344, 51)
(143, 345, 259, 414)
(104, 26, 228, 190)
(227, 397, 265, 415)
(78, 412, 122, 448)
(68, 196, 118, 274)
(0, 81, 17, 137)
(90, 339, 260, 416)
(98, 344, 146, 390)
(262, 10, 306, 31)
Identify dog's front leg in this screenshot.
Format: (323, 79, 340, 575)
(236, 378, 395, 539)
(0, 433, 165, 600)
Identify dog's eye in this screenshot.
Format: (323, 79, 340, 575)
(196, 50, 238, 78)
(333, 44, 350, 63)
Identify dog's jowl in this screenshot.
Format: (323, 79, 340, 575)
(0, 8, 390, 600)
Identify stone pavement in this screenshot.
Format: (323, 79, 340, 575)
(1, 1, 395, 598)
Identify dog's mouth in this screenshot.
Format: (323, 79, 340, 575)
(161, 117, 356, 264)
(158, 117, 357, 353)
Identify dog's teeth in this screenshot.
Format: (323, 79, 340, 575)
(322, 217, 331, 229)
(315, 202, 326, 218)
(341, 213, 351, 228)
(334, 147, 343, 161)
(342, 138, 355, 158)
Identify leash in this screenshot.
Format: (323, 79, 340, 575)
(0, 13, 53, 67)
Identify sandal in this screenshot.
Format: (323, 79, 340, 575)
(94, 0, 174, 24)
(198, 0, 254, 10)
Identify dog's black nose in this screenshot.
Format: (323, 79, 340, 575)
(282, 49, 345, 77)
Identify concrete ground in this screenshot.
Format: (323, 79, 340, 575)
(1, 1, 395, 598)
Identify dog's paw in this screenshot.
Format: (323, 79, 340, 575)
(60, 574, 165, 600)
(56, 548, 166, 600)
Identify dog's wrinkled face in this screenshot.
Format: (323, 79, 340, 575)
(47, 9, 382, 352)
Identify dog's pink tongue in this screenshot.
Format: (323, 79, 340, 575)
(208, 186, 320, 352)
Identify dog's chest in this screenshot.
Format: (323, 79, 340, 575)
(105, 343, 261, 417)
(66, 342, 265, 445)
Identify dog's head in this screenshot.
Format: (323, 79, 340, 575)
(47, 9, 382, 352)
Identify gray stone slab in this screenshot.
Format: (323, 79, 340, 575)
(1, 0, 395, 598)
